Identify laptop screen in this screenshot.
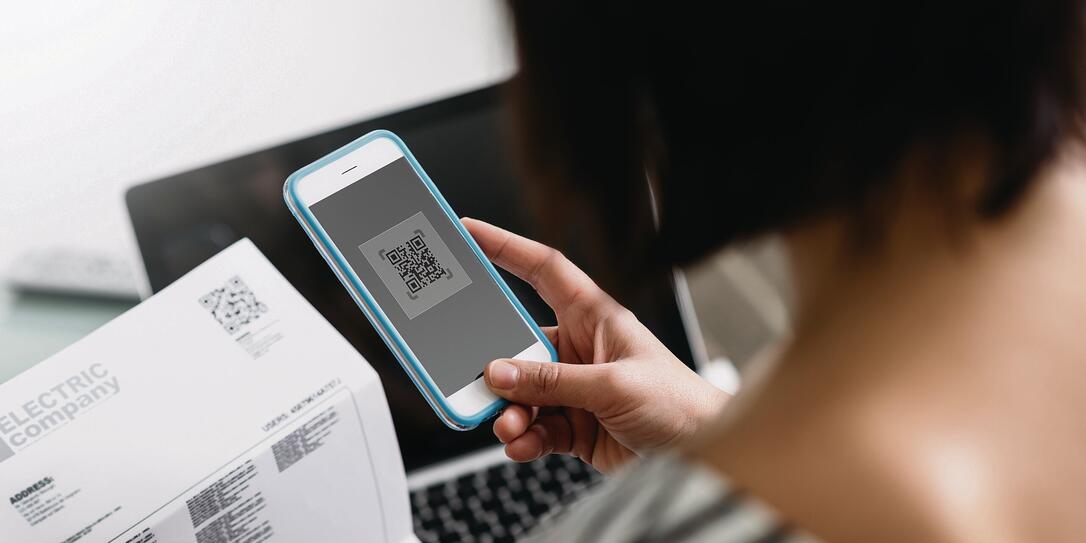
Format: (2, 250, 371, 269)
(125, 86, 702, 472)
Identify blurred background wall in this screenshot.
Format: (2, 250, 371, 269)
(0, 1, 514, 272)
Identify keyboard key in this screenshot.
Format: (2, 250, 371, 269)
(411, 454, 603, 542)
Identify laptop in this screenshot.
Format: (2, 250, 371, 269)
(125, 84, 707, 543)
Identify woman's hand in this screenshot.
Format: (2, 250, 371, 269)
(462, 218, 729, 474)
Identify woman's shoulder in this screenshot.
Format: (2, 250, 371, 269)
(526, 453, 820, 543)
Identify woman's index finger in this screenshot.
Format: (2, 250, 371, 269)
(460, 217, 601, 312)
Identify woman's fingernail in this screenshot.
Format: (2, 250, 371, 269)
(488, 360, 518, 390)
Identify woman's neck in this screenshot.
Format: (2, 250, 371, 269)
(696, 149, 1086, 541)
(788, 149, 1086, 392)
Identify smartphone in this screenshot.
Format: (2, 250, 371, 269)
(283, 130, 557, 430)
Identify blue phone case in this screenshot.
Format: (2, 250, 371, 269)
(283, 129, 557, 430)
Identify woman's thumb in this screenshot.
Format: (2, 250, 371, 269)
(484, 358, 603, 410)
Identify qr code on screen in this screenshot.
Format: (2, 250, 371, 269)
(379, 230, 452, 299)
(198, 275, 268, 335)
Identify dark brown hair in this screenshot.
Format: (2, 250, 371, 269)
(506, 2, 1086, 281)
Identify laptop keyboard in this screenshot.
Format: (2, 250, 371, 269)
(411, 454, 604, 542)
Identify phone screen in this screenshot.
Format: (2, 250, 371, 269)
(308, 156, 539, 396)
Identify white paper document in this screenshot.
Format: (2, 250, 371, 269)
(0, 239, 416, 543)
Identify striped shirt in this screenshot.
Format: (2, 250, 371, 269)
(525, 453, 819, 543)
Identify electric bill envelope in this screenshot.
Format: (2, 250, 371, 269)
(0, 239, 417, 543)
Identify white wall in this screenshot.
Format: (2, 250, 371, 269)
(0, 1, 514, 270)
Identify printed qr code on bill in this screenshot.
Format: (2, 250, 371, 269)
(198, 275, 268, 335)
(379, 229, 451, 298)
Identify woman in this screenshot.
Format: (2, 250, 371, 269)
(468, 2, 1086, 541)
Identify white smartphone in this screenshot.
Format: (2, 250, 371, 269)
(283, 130, 557, 430)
